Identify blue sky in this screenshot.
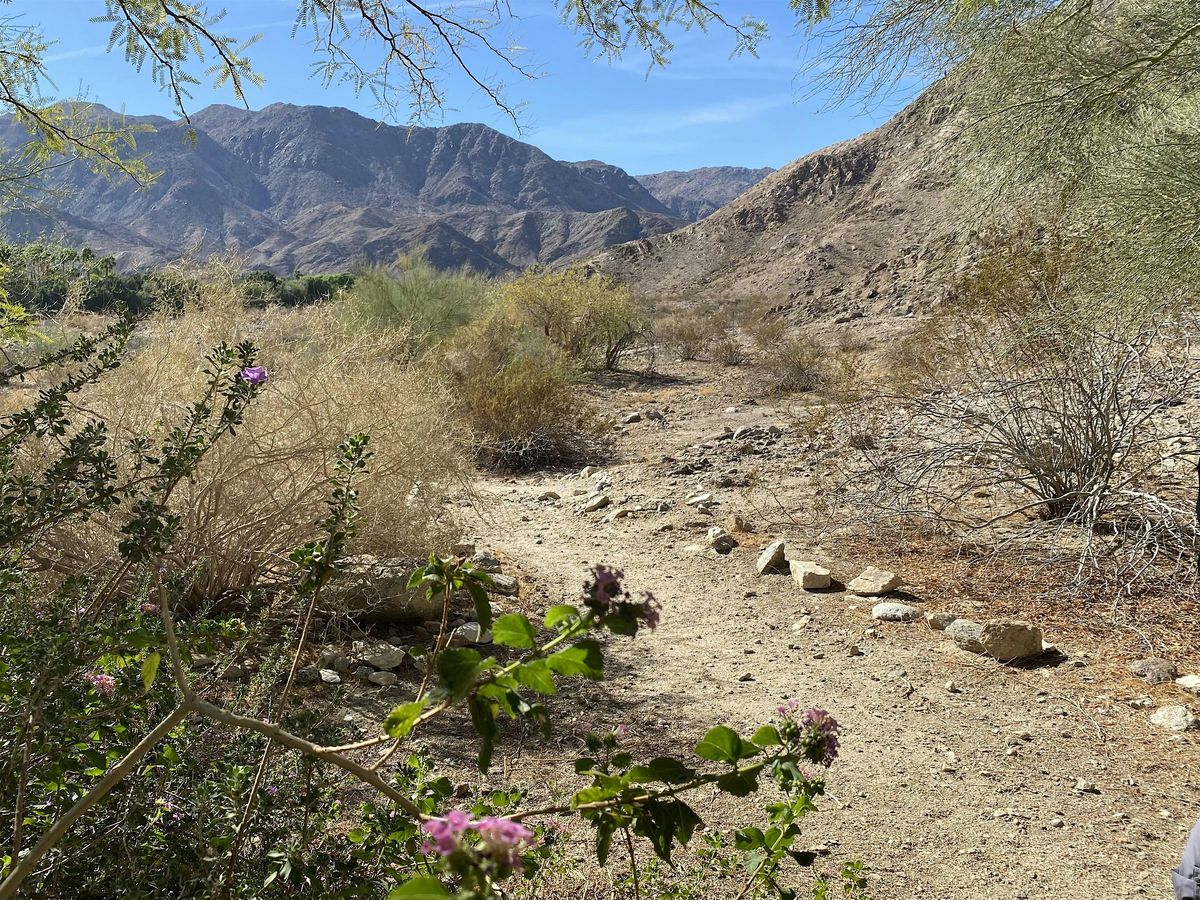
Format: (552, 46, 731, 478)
(7, 1, 921, 174)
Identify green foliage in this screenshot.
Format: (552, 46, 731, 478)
(499, 267, 648, 371)
(341, 248, 488, 340)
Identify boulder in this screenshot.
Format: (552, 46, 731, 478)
(323, 555, 438, 623)
(1131, 658, 1178, 685)
(755, 541, 789, 576)
(707, 526, 738, 554)
(847, 566, 901, 596)
(1150, 705, 1198, 733)
(925, 611, 959, 631)
(948, 619, 1044, 661)
(790, 560, 831, 590)
(871, 602, 922, 623)
(354, 640, 406, 670)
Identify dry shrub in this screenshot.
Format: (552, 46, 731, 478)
(754, 332, 825, 392)
(439, 319, 609, 471)
(34, 261, 469, 600)
(655, 307, 727, 360)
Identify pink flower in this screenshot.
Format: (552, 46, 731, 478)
(475, 816, 535, 868)
(239, 366, 269, 386)
(800, 707, 840, 767)
(140, 602, 159, 614)
(84, 672, 116, 695)
(421, 809, 472, 856)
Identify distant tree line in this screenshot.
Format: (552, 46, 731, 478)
(0, 241, 355, 313)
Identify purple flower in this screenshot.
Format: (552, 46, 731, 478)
(421, 809, 472, 856)
(776, 698, 801, 717)
(800, 707, 840, 767)
(140, 602, 159, 614)
(583, 566, 661, 631)
(239, 366, 269, 386)
(475, 816, 535, 869)
(84, 672, 116, 695)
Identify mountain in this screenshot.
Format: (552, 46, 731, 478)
(589, 87, 964, 320)
(634, 166, 774, 222)
(0, 103, 683, 274)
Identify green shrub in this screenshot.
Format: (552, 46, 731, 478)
(341, 247, 488, 340)
(499, 267, 647, 370)
(439, 320, 608, 470)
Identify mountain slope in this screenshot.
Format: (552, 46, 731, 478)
(591, 88, 962, 320)
(635, 166, 774, 222)
(0, 103, 682, 274)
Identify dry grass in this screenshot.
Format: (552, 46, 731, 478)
(24, 270, 470, 601)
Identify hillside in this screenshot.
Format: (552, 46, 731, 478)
(0, 104, 684, 274)
(591, 88, 962, 320)
(635, 166, 774, 222)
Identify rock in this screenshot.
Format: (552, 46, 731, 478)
(925, 611, 958, 630)
(354, 665, 375, 681)
(707, 526, 738, 554)
(755, 541, 789, 576)
(1176, 675, 1200, 695)
(295, 665, 320, 684)
(318, 669, 342, 684)
(847, 566, 901, 596)
(946, 619, 985, 653)
(945, 680, 961, 694)
(871, 602, 922, 623)
(332, 655, 353, 673)
(789, 560, 831, 590)
(537, 490, 561, 502)
(190, 654, 215, 670)
(728, 513, 753, 533)
(1049, 818, 1065, 829)
(487, 573, 519, 596)
(977, 621, 1044, 661)
(583, 494, 612, 513)
(470, 551, 503, 573)
(1131, 658, 1178, 685)
(1150, 705, 1198, 733)
(847, 644, 863, 657)
(686, 492, 714, 507)
(449, 622, 493, 646)
(606, 507, 631, 523)
(733, 425, 761, 440)
(355, 641, 406, 670)
(621, 411, 642, 424)
(368, 670, 399, 686)
(451, 541, 476, 556)
(1130, 696, 1155, 709)
(1074, 778, 1100, 794)
(645, 408, 664, 421)
(324, 554, 437, 623)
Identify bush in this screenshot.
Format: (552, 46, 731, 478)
(342, 247, 488, 341)
(9, 267, 467, 603)
(754, 333, 826, 393)
(655, 308, 727, 360)
(439, 320, 609, 470)
(499, 268, 647, 370)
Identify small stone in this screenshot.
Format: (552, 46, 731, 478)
(488, 574, 518, 595)
(1130, 658, 1178, 685)
(1049, 818, 1065, 829)
(368, 670, 399, 686)
(946, 619, 984, 653)
(686, 492, 714, 507)
(470, 551, 503, 573)
(728, 514, 753, 533)
(847, 644, 863, 657)
(606, 507, 631, 523)
(537, 490, 561, 502)
(319, 669, 342, 684)
(871, 602, 922, 623)
(449, 622, 494, 646)
(1130, 696, 1155, 709)
(583, 494, 612, 513)
(1074, 778, 1100, 794)
(789, 560, 831, 590)
(1175, 674, 1200, 695)
(707, 526, 738, 554)
(755, 541, 788, 576)
(332, 655, 353, 673)
(925, 611, 958, 631)
(846, 566, 902, 596)
(947, 619, 1043, 660)
(945, 680, 961, 694)
(357, 642, 406, 670)
(621, 411, 642, 424)
(353, 665, 375, 681)
(738, 673, 754, 682)
(1150, 705, 1198, 733)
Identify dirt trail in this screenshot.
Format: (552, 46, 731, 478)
(466, 361, 1199, 900)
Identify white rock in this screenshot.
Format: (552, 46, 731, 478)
(925, 611, 958, 631)
(686, 492, 714, 507)
(368, 670, 399, 686)
(582, 494, 612, 512)
(789, 560, 831, 590)
(449, 621, 494, 646)
(755, 541, 788, 576)
(871, 602, 922, 623)
(318, 669, 342, 684)
(606, 508, 631, 523)
(487, 574, 518, 595)
(1176, 675, 1200, 696)
(1150, 705, 1198, 733)
(621, 412, 642, 424)
(847, 566, 901, 596)
(356, 642, 407, 670)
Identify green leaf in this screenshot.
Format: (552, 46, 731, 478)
(492, 613, 535, 649)
(694, 726, 744, 764)
(515, 659, 556, 694)
(436, 648, 485, 699)
(750, 725, 782, 748)
(544, 604, 579, 628)
(141, 651, 161, 692)
(384, 699, 428, 739)
(628, 756, 696, 785)
(466, 580, 493, 631)
(717, 768, 761, 797)
(547, 640, 604, 679)
(387, 877, 452, 899)
(469, 696, 498, 772)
